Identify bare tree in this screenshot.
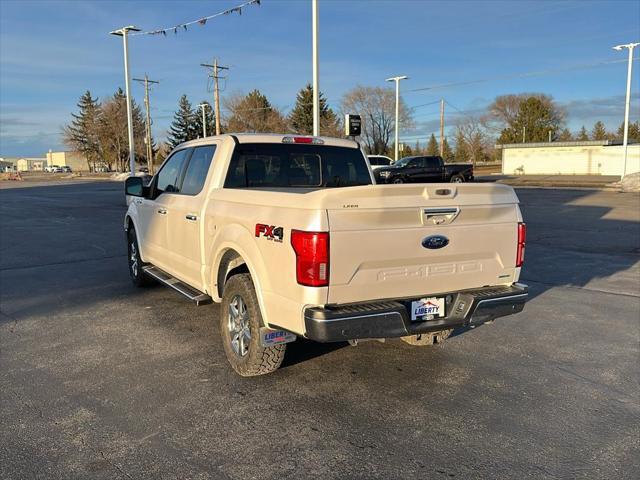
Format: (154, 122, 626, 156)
(341, 85, 413, 155)
(454, 116, 493, 164)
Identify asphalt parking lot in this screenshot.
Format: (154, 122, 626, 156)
(1, 181, 638, 479)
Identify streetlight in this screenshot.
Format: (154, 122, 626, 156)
(312, 0, 320, 136)
(110, 25, 140, 175)
(386, 75, 408, 161)
(612, 42, 639, 178)
(199, 103, 208, 138)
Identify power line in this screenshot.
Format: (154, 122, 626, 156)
(408, 57, 637, 93)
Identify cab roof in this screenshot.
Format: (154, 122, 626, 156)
(178, 133, 359, 150)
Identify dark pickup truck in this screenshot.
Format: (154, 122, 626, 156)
(374, 155, 473, 184)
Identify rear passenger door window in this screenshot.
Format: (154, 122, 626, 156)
(181, 145, 216, 195)
(156, 149, 190, 195)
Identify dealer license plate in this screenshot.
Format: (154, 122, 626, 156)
(260, 327, 296, 347)
(411, 297, 446, 321)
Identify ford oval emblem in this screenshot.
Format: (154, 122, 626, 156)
(422, 235, 449, 249)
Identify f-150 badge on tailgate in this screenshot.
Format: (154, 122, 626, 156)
(255, 224, 284, 243)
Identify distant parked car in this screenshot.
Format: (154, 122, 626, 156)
(45, 165, 60, 173)
(375, 155, 473, 184)
(138, 167, 149, 174)
(61, 166, 72, 173)
(367, 155, 393, 170)
(53, 167, 64, 173)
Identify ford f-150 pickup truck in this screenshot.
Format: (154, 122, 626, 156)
(375, 155, 473, 184)
(124, 134, 527, 376)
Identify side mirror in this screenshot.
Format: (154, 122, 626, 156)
(125, 176, 144, 197)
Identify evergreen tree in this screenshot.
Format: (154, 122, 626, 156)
(454, 128, 468, 162)
(591, 121, 608, 141)
(442, 137, 454, 162)
(497, 97, 562, 144)
(617, 121, 640, 142)
(167, 95, 199, 148)
(577, 125, 589, 141)
(63, 91, 102, 171)
(426, 134, 439, 156)
(194, 101, 215, 138)
(288, 84, 340, 136)
(226, 90, 287, 133)
(558, 128, 573, 141)
(413, 140, 422, 155)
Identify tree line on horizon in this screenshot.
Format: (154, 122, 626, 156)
(65, 87, 640, 171)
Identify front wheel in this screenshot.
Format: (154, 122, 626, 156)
(392, 177, 404, 184)
(450, 175, 464, 183)
(127, 228, 151, 287)
(220, 273, 286, 376)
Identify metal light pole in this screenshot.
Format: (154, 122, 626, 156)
(613, 42, 639, 178)
(312, 0, 320, 136)
(386, 75, 408, 161)
(199, 103, 208, 138)
(110, 25, 140, 175)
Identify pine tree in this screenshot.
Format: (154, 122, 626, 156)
(194, 101, 215, 138)
(617, 121, 640, 142)
(426, 134, 439, 156)
(454, 128, 468, 162)
(413, 140, 422, 155)
(288, 84, 340, 136)
(63, 91, 102, 171)
(167, 95, 198, 148)
(226, 90, 286, 133)
(442, 137, 454, 162)
(591, 121, 608, 141)
(558, 128, 573, 141)
(497, 97, 561, 144)
(577, 126, 589, 141)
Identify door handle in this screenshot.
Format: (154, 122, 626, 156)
(157, 208, 167, 215)
(185, 214, 198, 221)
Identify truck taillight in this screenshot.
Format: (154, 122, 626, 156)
(516, 222, 526, 268)
(291, 230, 329, 287)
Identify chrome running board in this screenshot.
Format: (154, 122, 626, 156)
(142, 265, 212, 306)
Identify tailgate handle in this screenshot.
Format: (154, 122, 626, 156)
(423, 207, 460, 225)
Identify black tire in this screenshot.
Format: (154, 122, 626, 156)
(392, 177, 404, 184)
(401, 329, 453, 346)
(450, 175, 464, 183)
(220, 273, 286, 376)
(127, 228, 152, 287)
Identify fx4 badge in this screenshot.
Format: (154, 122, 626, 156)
(255, 224, 284, 243)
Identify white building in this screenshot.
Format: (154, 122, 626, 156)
(500, 141, 640, 177)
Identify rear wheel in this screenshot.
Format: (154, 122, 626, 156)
(401, 329, 453, 346)
(392, 177, 404, 184)
(450, 175, 464, 183)
(220, 273, 286, 376)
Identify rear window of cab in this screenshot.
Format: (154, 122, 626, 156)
(224, 143, 372, 188)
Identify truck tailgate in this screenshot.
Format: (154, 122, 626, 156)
(325, 183, 521, 305)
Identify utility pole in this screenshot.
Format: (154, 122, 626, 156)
(523, 126, 526, 143)
(110, 25, 140, 175)
(312, 0, 320, 136)
(385, 75, 408, 161)
(201, 59, 229, 135)
(439, 99, 445, 157)
(199, 103, 208, 138)
(612, 42, 639, 178)
(133, 75, 159, 174)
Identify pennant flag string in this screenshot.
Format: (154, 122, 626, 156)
(130, 0, 260, 37)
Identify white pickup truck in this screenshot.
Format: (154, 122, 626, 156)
(124, 134, 528, 376)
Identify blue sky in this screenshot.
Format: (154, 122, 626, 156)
(1, 0, 639, 157)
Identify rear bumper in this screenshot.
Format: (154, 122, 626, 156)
(304, 283, 527, 342)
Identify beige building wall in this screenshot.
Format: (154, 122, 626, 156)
(16, 158, 45, 171)
(502, 144, 640, 176)
(47, 151, 89, 171)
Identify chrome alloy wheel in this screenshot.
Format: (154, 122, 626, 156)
(129, 241, 138, 277)
(228, 294, 250, 357)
